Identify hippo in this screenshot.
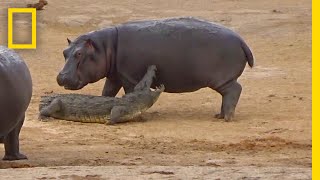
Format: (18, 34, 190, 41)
(57, 17, 254, 121)
(0, 46, 32, 160)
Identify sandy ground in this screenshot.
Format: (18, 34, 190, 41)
(0, 0, 311, 179)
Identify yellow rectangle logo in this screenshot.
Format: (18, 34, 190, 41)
(8, 8, 37, 49)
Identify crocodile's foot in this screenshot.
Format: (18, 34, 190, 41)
(154, 84, 165, 92)
(38, 115, 54, 121)
(106, 117, 145, 125)
(136, 116, 147, 122)
(106, 121, 116, 125)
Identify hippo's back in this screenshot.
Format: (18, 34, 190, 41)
(0, 46, 32, 134)
(116, 17, 251, 92)
(118, 17, 235, 35)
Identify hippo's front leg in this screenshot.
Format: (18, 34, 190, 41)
(102, 78, 122, 97)
(3, 115, 27, 161)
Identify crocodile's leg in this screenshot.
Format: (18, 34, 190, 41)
(133, 65, 157, 91)
(107, 106, 142, 125)
(38, 98, 62, 120)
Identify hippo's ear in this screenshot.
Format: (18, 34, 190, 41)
(85, 39, 97, 51)
(67, 38, 72, 45)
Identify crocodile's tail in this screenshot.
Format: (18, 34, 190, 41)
(240, 40, 254, 68)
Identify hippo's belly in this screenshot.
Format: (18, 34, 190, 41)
(116, 18, 247, 92)
(0, 46, 32, 136)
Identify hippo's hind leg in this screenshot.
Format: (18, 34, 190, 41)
(214, 80, 242, 121)
(3, 114, 27, 161)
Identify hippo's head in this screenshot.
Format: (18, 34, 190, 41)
(57, 37, 107, 90)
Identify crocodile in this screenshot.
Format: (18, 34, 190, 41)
(39, 65, 164, 125)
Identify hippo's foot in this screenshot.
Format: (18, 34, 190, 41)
(224, 111, 235, 122)
(214, 113, 224, 119)
(3, 153, 27, 161)
(215, 112, 234, 121)
(214, 80, 242, 122)
(216, 112, 236, 122)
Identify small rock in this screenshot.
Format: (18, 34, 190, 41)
(44, 90, 53, 94)
(272, 9, 282, 13)
(205, 159, 223, 167)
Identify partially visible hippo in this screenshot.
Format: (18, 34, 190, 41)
(0, 46, 32, 160)
(57, 17, 254, 121)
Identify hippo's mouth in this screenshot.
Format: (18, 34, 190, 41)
(64, 81, 87, 90)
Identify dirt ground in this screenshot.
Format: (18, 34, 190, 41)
(0, 0, 311, 179)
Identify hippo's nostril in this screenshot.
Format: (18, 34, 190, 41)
(58, 72, 68, 75)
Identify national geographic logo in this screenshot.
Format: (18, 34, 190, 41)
(8, 8, 37, 49)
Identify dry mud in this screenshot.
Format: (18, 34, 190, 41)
(0, 0, 311, 179)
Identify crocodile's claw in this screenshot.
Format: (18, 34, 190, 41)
(155, 84, 165, 92)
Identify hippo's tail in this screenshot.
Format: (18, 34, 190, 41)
(241, 41, 254, 68)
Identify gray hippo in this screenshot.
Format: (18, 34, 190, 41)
(0, 46, 32, 160)
(57, 17, 254, 121)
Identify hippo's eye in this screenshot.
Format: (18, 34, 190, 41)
(75, 51, 81, 58)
